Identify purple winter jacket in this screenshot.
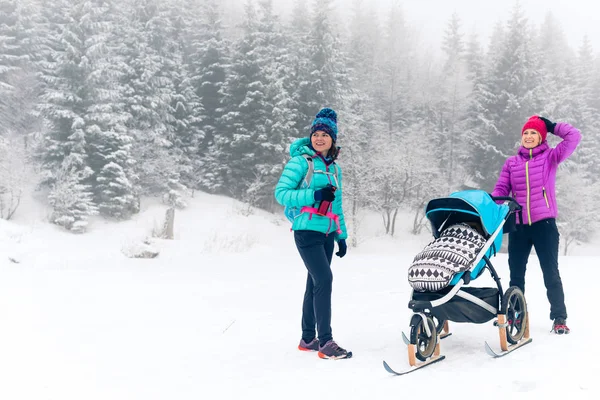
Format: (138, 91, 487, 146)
(491, 122, 582, 225)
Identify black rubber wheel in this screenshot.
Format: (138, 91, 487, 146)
(410, 316, 438, 361)
(501, 286, 527, 344)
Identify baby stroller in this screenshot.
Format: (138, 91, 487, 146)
(385, 190, 531, 374)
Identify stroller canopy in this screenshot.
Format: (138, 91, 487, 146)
(425, 190, 510, 238)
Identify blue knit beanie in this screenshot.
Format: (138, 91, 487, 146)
(310, 107, 338, 142)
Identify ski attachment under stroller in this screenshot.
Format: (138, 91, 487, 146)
(384, 310, 532, 375)
(383, 355, 445, 376)
(484, 338, 532, 358)
(484, 312, 533, 357)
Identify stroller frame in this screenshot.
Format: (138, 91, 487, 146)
(404, 191, 531, 369)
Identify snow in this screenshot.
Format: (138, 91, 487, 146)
(1, 192, 599, 400)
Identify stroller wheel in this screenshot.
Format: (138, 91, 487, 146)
(501, 286, 527, 344)
(410, 316, 438, 361)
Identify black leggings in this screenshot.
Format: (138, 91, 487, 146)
(508, 218, 567, 320)
(294, 230, 335, 344)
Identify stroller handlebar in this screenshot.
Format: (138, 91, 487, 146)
(488, 195, 522, 211)
(489, 194, 523, 226)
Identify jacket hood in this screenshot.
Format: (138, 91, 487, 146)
(289, 137, 316, 157)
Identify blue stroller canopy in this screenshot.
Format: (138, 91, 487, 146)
(425, 190, 510, 238)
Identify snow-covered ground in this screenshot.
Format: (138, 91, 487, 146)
(1, 192, 598, 399)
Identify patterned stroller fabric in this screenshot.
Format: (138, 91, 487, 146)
(408, 223, 486, 292)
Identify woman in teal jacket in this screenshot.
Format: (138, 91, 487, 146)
(274, 107, 350, 360)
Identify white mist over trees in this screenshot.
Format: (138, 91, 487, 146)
(1, 0, 599, 250)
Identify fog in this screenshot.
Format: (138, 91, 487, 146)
(4, 0, 599, 243)
(271, 0, 600, 54)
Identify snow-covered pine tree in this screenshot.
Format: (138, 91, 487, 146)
(435, 12, 470, 191)
(162, 171, 187, 209)
(464, 32, 485, 84)
(264, 5, 300, 145)
(0, 0, 23, 103)
(304, 0, 350, 111)
(216, 0, 264, 200)
(537, 12, 572, 79)
(568, 37, 600, 180)
(0, 0, 39, 139)
(217, 0, 291, 208)
(0, 0, 41, 220)
(253, 0, 297, 210)
(460, 32, 486, 191)
(285, 0, 312, 138)
(117, 0, 183, 211)
(35, 0, 71, 96)
(464, 3, 542, 190)
(77, 0, 137, 219)
(162, 0, 204, 201)
(48, 160, 98, 233)
(289, 0, 310, 39)
(95, 158, 137, 219)
(590, 46, 600, 115)
(170, 65, 204, 197)
(372, 0, 413, 137)
(38, 0, 138, 222)
(190, 0, 229, 194)
(535, 13, 582, 131)
(36, 0, 97, 227)
(346, 0, 380, 94)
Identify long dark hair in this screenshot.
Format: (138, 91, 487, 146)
(327, 145, 340, 161)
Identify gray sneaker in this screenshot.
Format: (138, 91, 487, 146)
(318, 340, 352, 359)
(298, 338, 319, 351)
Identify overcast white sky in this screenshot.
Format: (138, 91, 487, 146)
(271, 0, 600, 53)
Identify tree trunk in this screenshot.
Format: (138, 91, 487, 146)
(563, 237, 573, 256)
(390, 208, 399, 237)
(382, 210, 391, 234)
(412, 202, 426, 234)
(164, 207, 175, 240)
(351, 198, 358, 248)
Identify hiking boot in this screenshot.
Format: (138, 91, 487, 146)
(298, 338, 319, 352)
(318, 340, 352, 359)
(552, 318, 570, 335)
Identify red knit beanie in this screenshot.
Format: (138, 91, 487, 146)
(522, 116, 547, 142)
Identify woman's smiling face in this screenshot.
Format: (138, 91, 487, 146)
(311, 130, 333, 154)
(522, 129, 542, 148)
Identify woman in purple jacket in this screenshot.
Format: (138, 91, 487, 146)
(491, 115, 581, 335)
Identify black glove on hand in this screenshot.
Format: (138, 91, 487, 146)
(336, 239, 347, 258)
(539, 116, 556, 134)
(314, 186, 336, 202)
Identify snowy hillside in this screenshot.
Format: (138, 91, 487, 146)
(1, 192, 599, 400)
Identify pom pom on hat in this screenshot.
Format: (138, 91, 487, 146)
(315, 107, 337, 123)
(522, 115, 548, 142)
(310, 107, 338, 142)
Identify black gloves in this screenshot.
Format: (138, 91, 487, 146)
(336, 239, 347, 258)
(314, 185, 336, 202)
(539, 117, 556, 134)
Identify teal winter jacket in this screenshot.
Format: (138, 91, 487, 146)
(274, 137, 348, 240)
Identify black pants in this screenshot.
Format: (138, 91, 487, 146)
(294, 230, 335, 345)
(508, 218, 567, 320)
